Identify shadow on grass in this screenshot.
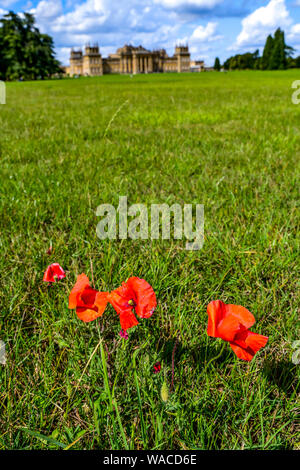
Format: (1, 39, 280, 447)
(262, 359, 298, 396)
(160, 337, 230, 372)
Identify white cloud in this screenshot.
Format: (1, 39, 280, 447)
(31, 0, 182, 54)
(0, 0, 17, 7)
(32, 0, 63, 20)
(234, 0, 292, 48)
(154, 0, 222, 9)
(191, 21, 222, 41)
(49, 0, 108, 34)
(56, 46, 71, 65)
(290, 23, 300, 34)
(176, 21, 221, 64)
(287, 23, 300, 44)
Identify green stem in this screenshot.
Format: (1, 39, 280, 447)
(100, 340, 129, 449)
(203, 341, 226, 374)
(132, 340, 150, 447)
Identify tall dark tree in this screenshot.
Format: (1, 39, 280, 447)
(261, 28, 295, 70)
(269, 28, 287, 70)
(214, 57, 221, 71)
(0, 11, 61, 80)
(261, 34, 274, 70)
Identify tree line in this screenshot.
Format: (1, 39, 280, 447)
(0, 11, 61, 80)
(214, 28, 299, 71)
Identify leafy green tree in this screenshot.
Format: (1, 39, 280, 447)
(0, 11, 61, 80)
(214, 57, 221, 71)
(222, 51, 260, 71)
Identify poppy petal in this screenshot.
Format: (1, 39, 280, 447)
(119, 309, 139, 331)
(207, 300, 227, 337)
(245, 331, 269, 352)
(217, 314, 243, 342)
(52, 264, 66, 280)
(230, 330, 268, 361)
(108, 284, 133, 316)
(229, 342, 255, 361)
(43, 265, 52, 282)
(127, 277, 156, 318)
(95, 292, 109, 316)
(43, 263, 65, 283)
(76, 307, 101, 323)
(224, 304, 255, 329)
(69, 274, 90, 309)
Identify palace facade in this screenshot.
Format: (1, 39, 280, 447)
(66, 44, 204, 76)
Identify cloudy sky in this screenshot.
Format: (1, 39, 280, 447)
(1, 0, 300, 65)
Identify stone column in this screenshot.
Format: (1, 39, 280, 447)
(148, 55, 153, 73)
(133, 54, 138, 74)
(177, 55, 182, 73)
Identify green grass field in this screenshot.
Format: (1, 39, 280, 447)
(0, 71, 299, 450)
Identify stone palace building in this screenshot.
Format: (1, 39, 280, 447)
(65, 44, 204, 76)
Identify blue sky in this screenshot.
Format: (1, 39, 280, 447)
(1, 0, 300, 65)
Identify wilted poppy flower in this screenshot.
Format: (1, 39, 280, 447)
(119, 329, 129, 340)
(153, 362, 161, 374)
(69, 273, 109, 322)
(207, 300, 268, 361)
(46, 246, 53, 255)
(108, 277, 156, 333)
(43, 263, 65, 283)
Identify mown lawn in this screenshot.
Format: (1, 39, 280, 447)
(0, 71, 299, 450)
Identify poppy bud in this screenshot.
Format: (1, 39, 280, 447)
(161, 382, 169, 403)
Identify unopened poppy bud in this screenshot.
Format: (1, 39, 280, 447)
(161, 382, 169, 403)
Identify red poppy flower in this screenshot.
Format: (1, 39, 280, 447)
(43, 263, 65, 283)
(207, 300, 268, 361)
(108, 277, 156, 332)
(68, 273, 109, 322)
(153, 362, 161, 373)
